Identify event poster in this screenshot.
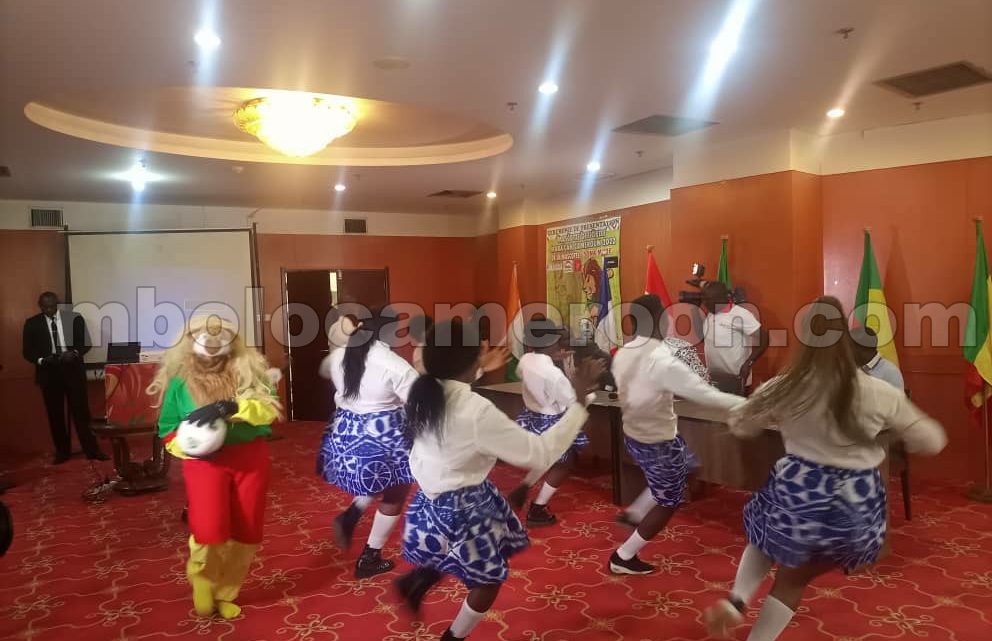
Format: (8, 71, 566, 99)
(545, 216, 621, 345)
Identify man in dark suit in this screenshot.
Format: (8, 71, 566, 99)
(22, 292, 107, 464)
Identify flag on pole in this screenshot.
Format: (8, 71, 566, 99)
(717, 237, 732, 289)
(595, 257, 620, 352)
(645, 248, 673, 307)
(965, 220, 992, 411)
(505, 263, 525, 381)
(853, 231, 899, 366)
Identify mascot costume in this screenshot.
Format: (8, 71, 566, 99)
(147, 316, 281, 619)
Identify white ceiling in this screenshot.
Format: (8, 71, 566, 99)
(1, 0, 990, 215)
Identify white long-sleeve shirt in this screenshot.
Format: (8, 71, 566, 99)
(409, 380, 589, 498)
(327, 341, 419, 413)
(729, 371, 946, 470)
(612, 337, 743, 443)
(518, 352, 576, 415)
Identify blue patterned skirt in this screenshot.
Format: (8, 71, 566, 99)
(625, 435, 699, 508)
(317, 407, 414, 497)
(744, 455, 886, 571)
(517, 409, 589, 464)
(402, 480, 530, 588)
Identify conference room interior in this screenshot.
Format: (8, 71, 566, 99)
(0, 1, 990, 640)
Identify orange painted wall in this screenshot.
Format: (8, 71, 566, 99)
(822, 156, 992, 482)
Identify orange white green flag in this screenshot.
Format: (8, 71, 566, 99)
(854, 231, 899, 366)
(964, 220, 992, 410)
(504, 263, 525, 381)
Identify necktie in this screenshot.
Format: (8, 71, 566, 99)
(50, 318, 63, 354)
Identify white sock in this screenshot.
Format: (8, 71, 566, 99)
(616, 531, 649, 561)
(522, 468, 543, 486)
(730, 545, 774, 606)
(353, 496, 373, 511)
(366, 511, 400, 550)
(746, 596, 795, 641)
(534, 482, 558, 506)
(625, 488, 656, 523)
(449, 600, 485, 638)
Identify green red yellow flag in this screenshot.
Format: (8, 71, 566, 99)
(964, 220, 992, 409)
(854, 231, 899, 366)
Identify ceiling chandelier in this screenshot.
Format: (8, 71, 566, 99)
(233, 94, 358, 158)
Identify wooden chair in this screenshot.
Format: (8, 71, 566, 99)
(890, 387, 913, 520)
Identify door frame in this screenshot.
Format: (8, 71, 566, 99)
(280, 267, 390, 420)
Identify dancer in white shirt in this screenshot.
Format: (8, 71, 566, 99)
(317, 312, 419, 578)
(609, 294, 743, 575)
(704, 297, 946, 641)
(395, 319, 601, 641)
(507, 320, 596, 527)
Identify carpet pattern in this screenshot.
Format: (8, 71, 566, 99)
(1, 422, 991, 641)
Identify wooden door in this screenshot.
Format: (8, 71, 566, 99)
(283, 268, 389, 421)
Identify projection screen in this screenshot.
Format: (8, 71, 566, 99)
(66, 229, 259, 363)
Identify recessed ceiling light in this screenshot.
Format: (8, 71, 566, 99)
(486, 191, 497, 199)
(538, 81, 559, 95)
(117, 160, 152, 192)
(586, 160, 601, 173)
(194, 29, 221, 51)
(334, 183, 347, 192)
(826, 107, 846, 119)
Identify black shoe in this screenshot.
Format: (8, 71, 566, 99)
(52, 453, 70, 465)
(395, 566, 443, 615)
(507, 484, 529, 511)
(608, 551, 656, 575)
(440, 630, 465, 641)
(354, 545, 395, 579)
(615, 512, 639, 529)
(333, 504, 363, 550)
(86, 451, 110, 461)
(526, 503, 558, 528)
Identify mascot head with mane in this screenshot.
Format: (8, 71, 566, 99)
(147, 315, 281, 414)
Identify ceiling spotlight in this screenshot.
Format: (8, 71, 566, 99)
(538, 81, 559, 95)
(334, 183, 347, 192)
(194, 28, 221, 51)
(586, 160, 601, 173)
(118, 160, 152, 192)
(486, 191, 497, 199)
(826, 107, 846, 119)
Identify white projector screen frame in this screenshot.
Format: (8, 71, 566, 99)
(65, 228, 262, 363)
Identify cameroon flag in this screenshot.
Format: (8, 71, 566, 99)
(964, 220, 992, 410)
(854, 231, 899, 366)
(717, 237, 732, 289)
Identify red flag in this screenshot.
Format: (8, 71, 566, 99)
(645, 249, 673, 307)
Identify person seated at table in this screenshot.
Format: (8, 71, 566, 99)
(850, 326, 904, 391)
(506, 320, 598, 526)
(703, 297, 946, 641)
(608, 294, 743, 575)
(702, 282, 768, 393)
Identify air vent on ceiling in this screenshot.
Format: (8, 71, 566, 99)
(344, 218, 367, 234)
(0, 166, 11, 178)
(30, 207, 64, 228)
(613, 114, 717, 137)
(876, 61, 991, 98)
(427, 189, 483, 199)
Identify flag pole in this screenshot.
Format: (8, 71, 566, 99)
(967, 383, 992, 502)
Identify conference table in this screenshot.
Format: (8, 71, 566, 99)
(475, 381, 786, 505)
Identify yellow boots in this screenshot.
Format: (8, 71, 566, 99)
(186, 536, 258, 619)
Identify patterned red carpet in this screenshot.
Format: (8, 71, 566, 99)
(2, 421, 991, 641)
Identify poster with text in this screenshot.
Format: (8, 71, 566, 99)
(545, 216, 621, 346)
